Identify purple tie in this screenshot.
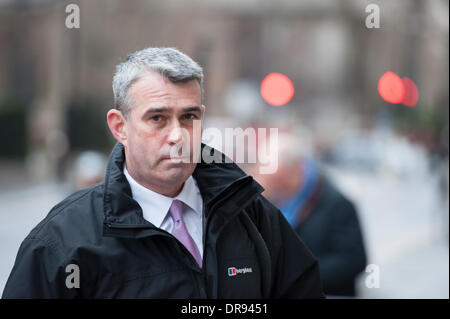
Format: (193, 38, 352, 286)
(169, 199, 202, 268)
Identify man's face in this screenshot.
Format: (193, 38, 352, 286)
(122, 71, 204, 195)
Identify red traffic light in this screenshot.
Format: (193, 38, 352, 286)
(260, 73, 295, 106)
(378, 71, 405, 104)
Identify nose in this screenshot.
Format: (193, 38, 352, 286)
(167, 122, 184, 145)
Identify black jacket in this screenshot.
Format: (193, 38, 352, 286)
(2, 143, 323, 299)
(295, 176, 367, 296)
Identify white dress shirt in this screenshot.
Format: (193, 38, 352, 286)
(123, 165, 204, 258)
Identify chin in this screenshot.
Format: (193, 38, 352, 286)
(163, 167, 191, 183)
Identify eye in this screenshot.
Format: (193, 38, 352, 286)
(183, 113, 198, 120)
(151, 115, 162, 122)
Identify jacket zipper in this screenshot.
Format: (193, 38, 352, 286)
(106, 223, 204, 273)
(106, 175, 258, 277)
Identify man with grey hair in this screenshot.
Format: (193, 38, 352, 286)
(3, 47, 323, 299)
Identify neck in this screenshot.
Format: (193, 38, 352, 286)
(125, 163, 184, 198)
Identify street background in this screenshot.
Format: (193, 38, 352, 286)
(0, 0, 448, 298)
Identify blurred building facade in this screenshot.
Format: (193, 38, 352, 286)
(0, 0, 448, 299)
(0, 0, 448, 183)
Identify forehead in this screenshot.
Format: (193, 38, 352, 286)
(128, 71, 201, 109)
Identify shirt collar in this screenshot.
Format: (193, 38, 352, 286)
(123, 165, 202, 228)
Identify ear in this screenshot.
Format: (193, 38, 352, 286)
(107, 109, 128, 146)
(200, 104, 206, 118)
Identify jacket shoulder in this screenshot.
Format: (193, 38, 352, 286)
(27, 182, 104, 251)
(245, 194, 324, 298)
(246, 194, 281, 223)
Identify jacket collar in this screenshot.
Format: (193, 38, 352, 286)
(103, 142, 264, 230)
(124, 164, 202, 228)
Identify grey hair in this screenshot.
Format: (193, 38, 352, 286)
(112, 47, 204, 118)
(277, 127, 314, 165)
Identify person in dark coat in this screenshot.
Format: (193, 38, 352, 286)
(250, 130, 367, 297)
(2, 48, 323, 299)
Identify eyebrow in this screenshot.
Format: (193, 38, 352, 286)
(142, 106, 202, 118)
(182, 106, 202, 113)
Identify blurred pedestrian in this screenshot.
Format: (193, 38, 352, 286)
(249, 129, 367, 297)
(73, 151, 107, 189)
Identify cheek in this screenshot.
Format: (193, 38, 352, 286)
(188, 125, 202, 145)
(128, 128, 160, 158)
(131, 124, 160, 145)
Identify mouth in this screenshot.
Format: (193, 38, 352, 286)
(161, 156, 190, 162)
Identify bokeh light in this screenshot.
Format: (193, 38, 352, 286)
(260, 73, 295, 106)
(377, 71, 405, 104)
(402, 77, 419, 107)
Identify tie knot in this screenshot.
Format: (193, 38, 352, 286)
(169, 199, 184, 221)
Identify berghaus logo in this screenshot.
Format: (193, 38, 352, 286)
(228, 267, 253, 277)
